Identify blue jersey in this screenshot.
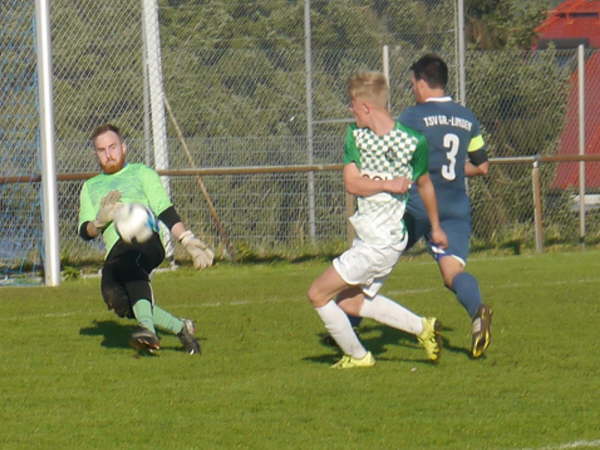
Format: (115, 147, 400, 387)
(399, 97, 485, 221)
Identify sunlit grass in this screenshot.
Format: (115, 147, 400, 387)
(1, 250, 599, 449)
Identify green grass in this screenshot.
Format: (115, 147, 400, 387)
(1, 250, 600, 449)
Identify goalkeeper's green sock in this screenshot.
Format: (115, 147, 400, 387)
(152, 305, 184, 334)
(132, 299, 156, 334)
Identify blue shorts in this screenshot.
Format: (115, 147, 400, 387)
(404, 213, 471, 265)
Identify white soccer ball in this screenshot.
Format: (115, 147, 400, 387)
(113, 203, 158, 244)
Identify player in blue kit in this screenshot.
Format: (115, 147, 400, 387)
(399, 54, 492, 358)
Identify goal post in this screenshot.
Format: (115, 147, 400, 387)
(35, 0, 61, 286)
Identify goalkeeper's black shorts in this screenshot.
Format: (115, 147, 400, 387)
(100, 233, 164, 318)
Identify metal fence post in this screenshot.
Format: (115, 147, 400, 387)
(304, 0, 316, 242)
(577, 44, 586, 244)
(532, 158, 544, 253)
(456, 0, 466, 106)
(382, 44, 390, 109)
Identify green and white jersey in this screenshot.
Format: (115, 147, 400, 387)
(78, 163, 173, 256)
(343, 121, 429, 248)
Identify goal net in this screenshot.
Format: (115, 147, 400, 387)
(0, 1, 43, 285)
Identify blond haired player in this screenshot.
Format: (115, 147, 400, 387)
(307, 72, 448, 368)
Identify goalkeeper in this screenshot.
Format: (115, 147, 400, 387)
(78, 123, 214, 354)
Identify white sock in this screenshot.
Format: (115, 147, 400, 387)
(316, 301, 367, 359)
(359, 294, 423, 335)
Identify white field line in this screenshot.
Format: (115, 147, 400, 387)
(522, 439, 600, 449)
(386, 277, 600, 297)
(2, 276, 600, 323)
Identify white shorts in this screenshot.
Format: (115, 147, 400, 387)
(332, 238, 404, 298)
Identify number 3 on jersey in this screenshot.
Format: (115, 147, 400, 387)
(441, 133, 459, 181)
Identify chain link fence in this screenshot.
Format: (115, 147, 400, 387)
(0, 1, 42, 283)
(467, 49, 600, 250)
(51, 0, 459, 264)
(1, 1, 599, 281)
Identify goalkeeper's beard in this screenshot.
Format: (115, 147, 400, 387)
(100, 155, 126, 174)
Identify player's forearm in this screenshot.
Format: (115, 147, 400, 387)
(343, 164, 410, 196)
(345, 176, 392, 197)
(465, 160, 489, 177)
(170, 222, 186, 241)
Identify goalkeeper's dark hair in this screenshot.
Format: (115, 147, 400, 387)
(90, 123, 122, 143)
(410, 54, 448, 89)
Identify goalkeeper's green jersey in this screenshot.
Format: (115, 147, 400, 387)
(343, 121, 429, 248)
(78, 163, 173, 256)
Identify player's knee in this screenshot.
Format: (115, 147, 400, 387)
(307, 283, 327, 308)
(107, 295, 131, 318)
(439, 260, 464, 288)
(101, 282, 133, 318)
(442, 274, 455, 289)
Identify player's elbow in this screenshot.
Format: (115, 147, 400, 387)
(415, 173, 431, 190)
(345, 185, 360, 196)
(344, 179, 362, 196)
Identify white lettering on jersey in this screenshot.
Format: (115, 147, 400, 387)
(423, 115, 472, 132)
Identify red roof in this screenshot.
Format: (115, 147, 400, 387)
(535, 0, 600, 47)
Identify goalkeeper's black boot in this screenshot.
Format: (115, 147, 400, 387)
(177, 319, 201, 355)
(129, 328, 160, 353)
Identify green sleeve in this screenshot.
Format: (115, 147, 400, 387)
(140, 165, 173, 216)
(410, 133, 429, 181)
(342, 124, 361, 167)
(78, 182, 95, 231)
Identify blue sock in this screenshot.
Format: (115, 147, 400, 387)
(451, 272, 481, 318)
(348, 314, 362, 328)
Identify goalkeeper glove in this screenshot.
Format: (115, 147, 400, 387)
(179, 230, 214, 270)
(93, 190, 122, 231)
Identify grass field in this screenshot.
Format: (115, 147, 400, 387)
(1, 250, 599, 449)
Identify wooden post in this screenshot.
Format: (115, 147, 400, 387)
(164, 96, 235, 259)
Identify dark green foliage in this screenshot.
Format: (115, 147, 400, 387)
(4, 1, 586, 266)
(466, 0, 557, 50)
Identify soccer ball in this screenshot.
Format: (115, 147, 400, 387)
(113, 203, 158, 244)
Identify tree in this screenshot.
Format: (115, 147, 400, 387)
(465, 0, 560, 50)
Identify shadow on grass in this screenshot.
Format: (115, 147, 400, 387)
(304, 322, 473, 365)
(80, 320, 137, 349)
(79, 320, 202, 356)
(439, 334, 472, 359)
(304, 324, 433, 366)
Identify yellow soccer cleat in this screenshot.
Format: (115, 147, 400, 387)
(330, 351, 375, 369)
(471, 304, 493, 358)
(417, 317, 442, 362)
